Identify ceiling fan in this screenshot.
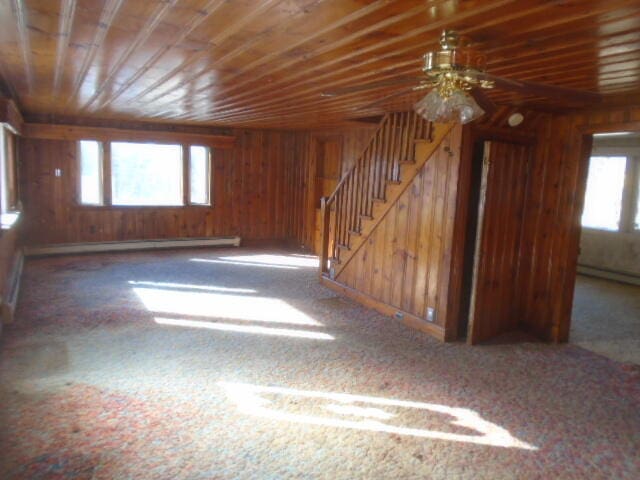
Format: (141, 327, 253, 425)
(322, 30, 601, 124)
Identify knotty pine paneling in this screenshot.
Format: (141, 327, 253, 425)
(468, 141, 530, 344)
(19, 128, 307, 246)
(0, 228, 18, 300)
(2, 1, 640, 128)
(517, 105, 640, 342)
(293, 125, 378, 251)
(335, 125, 462, 331)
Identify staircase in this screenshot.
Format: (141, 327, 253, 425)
(319, 111, 453, 279)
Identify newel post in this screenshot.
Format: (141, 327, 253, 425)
(319, 196, 330, 278)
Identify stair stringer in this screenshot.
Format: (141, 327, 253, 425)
(332, 122, 454, 278)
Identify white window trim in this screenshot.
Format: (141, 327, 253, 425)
(589, 145, 640, 234)
(78, 139, 105, 206)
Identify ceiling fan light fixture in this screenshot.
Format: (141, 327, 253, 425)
(414, 89, 484, 125)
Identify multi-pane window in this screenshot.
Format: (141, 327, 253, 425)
(189, 145, 210, 205)
(581, 148, 640, 233)
(581, 156, 627, 230)
(111, 142, 182, 206)
(79, 140, 103, 205)
(79, 141, 212, 207)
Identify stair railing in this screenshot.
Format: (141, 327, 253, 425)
(319, 111, 432, 277)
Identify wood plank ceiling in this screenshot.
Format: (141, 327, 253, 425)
(0, 0, 639, 129)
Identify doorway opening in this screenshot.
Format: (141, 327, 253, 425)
(570, 131, 640, 365)
(459, 139, 532, 344)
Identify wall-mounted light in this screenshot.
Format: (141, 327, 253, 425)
(507, 113, 524, 127)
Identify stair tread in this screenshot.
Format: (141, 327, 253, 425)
(337, 243, 350, 251)
(360, 214, 373, 220)
(399, 159, 415, 165)
(387, 179, 401, 185)
(348, 229, 362, 236)
(372, 197, 386, 203)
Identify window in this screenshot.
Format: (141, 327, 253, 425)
(189, 145, 211, 205)
(78, 139, 213, 208)
(581, 156, 627, 230)
(636, 186, 640, 230)
(0, 124, 20, 228)
(111, 142, 183, 206)
(79, 140, 103, 205)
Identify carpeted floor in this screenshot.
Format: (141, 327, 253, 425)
(0, 248, 638, 479)
(571, 274, 640, 365)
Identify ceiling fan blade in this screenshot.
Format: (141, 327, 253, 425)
(321, 76, 424, 97)
(468, 87, 497, 116)
(360, 85, 429, 110)
(476, 72, 601, 104)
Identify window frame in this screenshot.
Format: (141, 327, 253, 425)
(584, 144, 640, 234)
(77, 139, 105, 206)
(0, 123, 21, 230)
(188, 145, 212, 206)
(77, 139, 213, 209)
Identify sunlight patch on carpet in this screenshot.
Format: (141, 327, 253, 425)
(218, 382, 538, 451)
(155, 317, 334, 340)
(133, 287, 322, 326)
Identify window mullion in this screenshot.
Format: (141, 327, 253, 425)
(103, 142, 112, 206)
(183, 144, 189, 206)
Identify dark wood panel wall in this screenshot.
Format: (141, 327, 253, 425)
(291, 125, 378, 251)
(454, 104, 640, 343)
(518, 105, 640, 342)
(334, 125, 462, 337)
(19, 128, 307, 246)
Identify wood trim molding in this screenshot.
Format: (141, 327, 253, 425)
(320, 276, 446, 341)
(0, 98, 24, 134)
(23, 123, 236, 148)
(24, 236, 242, 256)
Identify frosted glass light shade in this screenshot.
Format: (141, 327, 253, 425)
(414, 89, 485, 124)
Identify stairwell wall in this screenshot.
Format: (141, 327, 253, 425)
(332, 124, 463, 338)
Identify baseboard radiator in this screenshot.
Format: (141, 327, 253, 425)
(577, 264, 640, 286)
(2, 250, 24, 324)
(24, 236, 242, 257)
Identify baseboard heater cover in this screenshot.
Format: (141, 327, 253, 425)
(24, 236, 242, 256)
(2, 250, 24, 324)
(577, 264, 640, 286)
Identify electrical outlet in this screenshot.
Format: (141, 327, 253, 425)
(426, 307, 436, 323)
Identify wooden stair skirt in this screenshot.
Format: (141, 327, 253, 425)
(318, 111, 455, 340)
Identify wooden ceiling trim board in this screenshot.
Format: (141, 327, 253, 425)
(123, 0, 285, 107)
(154, 0, 521, 119)
(489, 24, 640, 68)
(485, 24, 640, 64)
(177, 62, 422, 123)
(95, 0, 227, 111)
(52, 0, 76, 93)
(22, 123, 236, 148)
(480, 0, 640, 49)
(488, 46, 640, 82)
(65, 0, 125, 111)
(9, 0, 33, 92)
(169, 0, 563, 121)
(151, 1, 434, 112)
(80, 0, 179, 111)
(137, 0, 401, 112)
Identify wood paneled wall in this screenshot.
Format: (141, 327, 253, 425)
(291, 125, 378, 250)
(456, 104, 640, 343)
(19, 128, 308, 246)
(334, 125, 462, 335)
(517, 105, 640, 342)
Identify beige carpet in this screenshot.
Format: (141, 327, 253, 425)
(571, 274, 640, 365)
